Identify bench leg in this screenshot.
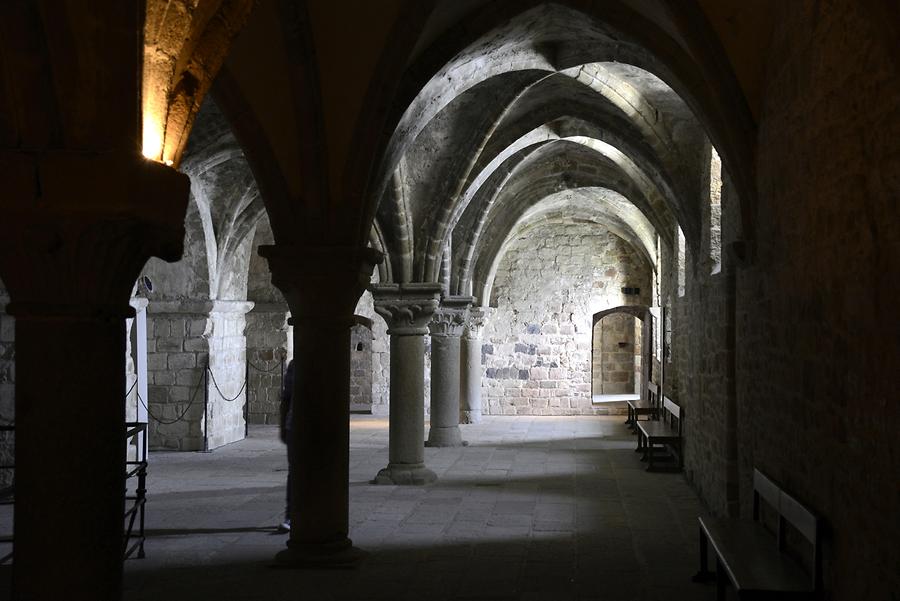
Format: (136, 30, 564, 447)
(635, 430, 644, 453)
(692, 525, 715, 583)
(647, 440, 655, 471)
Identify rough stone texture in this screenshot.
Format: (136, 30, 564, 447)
(592, 312, 640, 395)
(0, 279, 13, 486)
(245, 220, 290, 425)
(205, 303, 253, 450)
(349, 323, 373, 412)
(483, 220, 651, 416)
(736, 3, 899, 598)
(146, 304, 210, 451)
(245, 308, 289, 425)
(355, 288, 390, 415)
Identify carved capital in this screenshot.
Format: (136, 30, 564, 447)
(463, 306, 491, 340)
(429, 308, 467, 337)
(371, 284, 442, 335)
(429, 296, 473, 337)
(259, 245, 382, 324)
(0, 151, 189, 319)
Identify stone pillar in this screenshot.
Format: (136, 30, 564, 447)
(146, 301, 212, 451)
(427, 298, 471, 446)
(0, 152, 189, 600)
(260, 244, 381, 567)
(372, 284, 441, 485)
(205, 300, 254, 449)
(460, 307, 488, 424)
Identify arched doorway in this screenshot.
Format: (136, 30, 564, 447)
(591, 306, 652, 402)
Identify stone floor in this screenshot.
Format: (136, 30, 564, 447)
(1, 416, 719, 600)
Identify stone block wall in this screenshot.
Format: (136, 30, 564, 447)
(592, 312, 640, 395)
(0, 281, 14, 487)
(245, 306, 290, 425)
(350, 323, 373, 411)
(145, 303, 210, 450)
(482, 221, 651, 415)
(730, 3, 899, 597)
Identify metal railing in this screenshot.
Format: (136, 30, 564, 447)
(123, 422, 148, 560)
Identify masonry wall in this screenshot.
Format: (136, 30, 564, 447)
(734, 3, 899, 598)
(350, 323, 373, 411)
(0, 280, 13, 487)
(145, 303, 209, 450)
(246, 220, 290, 424)
(483, 220, 651, 415)
(592, 313, 639, 395)
(661, 166, 741, 518)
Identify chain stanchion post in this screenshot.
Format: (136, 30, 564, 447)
(203, 366, 210, 453)
(244, 358, 250, 437)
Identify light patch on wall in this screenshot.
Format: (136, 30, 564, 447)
(142, 116, 165, 163)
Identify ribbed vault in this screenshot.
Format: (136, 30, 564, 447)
(373, 1, 727, 297)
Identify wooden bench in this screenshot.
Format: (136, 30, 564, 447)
(694, 469, 822, 599)
(626, 381, 659, 432)
(635, 396, 682, 471)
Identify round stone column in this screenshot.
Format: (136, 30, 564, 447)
(372, 284, 441, 485)
(460, 307, 488, 424)
(427, 300, 470, 446)
(261, 244, 382, 567)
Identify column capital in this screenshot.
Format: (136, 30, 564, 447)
(371, 283, 441, 335)
(0, 152, 189, 320)
(429, 297, 473, 338)
(259, 245, 382, 323)
(463, 306, 492, 340)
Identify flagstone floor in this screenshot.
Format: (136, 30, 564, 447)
(119, 415, 715, 601)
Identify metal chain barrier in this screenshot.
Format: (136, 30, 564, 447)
(135, 368, 206, 425)
(206, 367, 247, 402)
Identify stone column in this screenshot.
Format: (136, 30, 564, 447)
(205, 300, 254, 449)
(0, 152, 189, 600)
(260, 244, 381, 567)
(372, 284, 441, 484)
(460, 307, 489, 424)
(427, 298, 472, 446)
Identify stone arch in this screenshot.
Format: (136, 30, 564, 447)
(591, 305, 652, 398)
(475, 190, 657, 307)
(380, 0, 757, 245)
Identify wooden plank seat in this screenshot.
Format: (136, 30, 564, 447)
(635, 396, 682, 470)
(693, 469, 822, 599)
(626, 381, 659, 432)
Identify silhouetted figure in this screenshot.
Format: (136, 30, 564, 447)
(278, 359, 295, 532)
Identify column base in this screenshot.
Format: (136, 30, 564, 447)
(373, 463, 437, 485)
(273, 537, 367, 568)
(425, 426, 468, 447)
(460, 411, 482, 424)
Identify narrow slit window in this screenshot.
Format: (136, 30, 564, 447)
(677, 226, 686, 297)
(709, 147, 723, 274)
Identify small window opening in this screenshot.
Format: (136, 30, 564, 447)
(709, 147, 723, 274)
(677, 226, 686, 297)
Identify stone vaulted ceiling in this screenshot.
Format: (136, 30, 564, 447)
(373, 3, 722, 304)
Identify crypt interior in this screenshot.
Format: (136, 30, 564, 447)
(0, 1, 897, 600)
